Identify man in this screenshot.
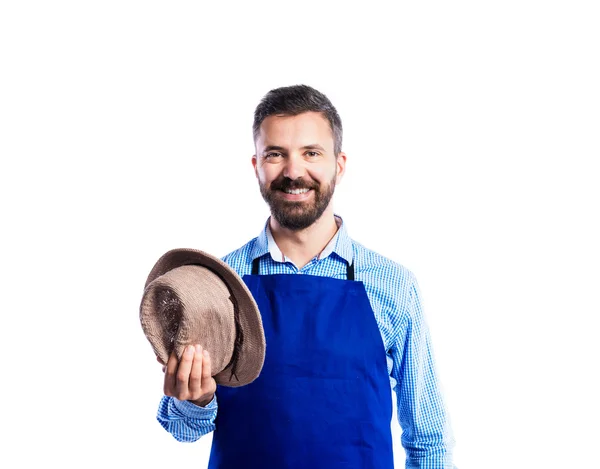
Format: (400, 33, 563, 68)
(156, 85, 456, 468)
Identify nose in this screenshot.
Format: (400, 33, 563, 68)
(282, 153, 306, 181)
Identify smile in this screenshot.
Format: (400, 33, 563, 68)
(283, 188, 310, 195)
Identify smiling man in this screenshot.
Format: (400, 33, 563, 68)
(256, 111, 341, 235)
(156, 85, 457, 469)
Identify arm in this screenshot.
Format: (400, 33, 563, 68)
(390, 274, 456, 469)
(156, 344, 218, 442)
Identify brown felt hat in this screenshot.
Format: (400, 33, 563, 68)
(139, 248, 265, 387)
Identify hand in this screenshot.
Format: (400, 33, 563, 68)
(160, 345, 216, 407)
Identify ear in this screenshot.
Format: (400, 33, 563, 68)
(335, 152, 347, 184)
(252, 155, 258, 178)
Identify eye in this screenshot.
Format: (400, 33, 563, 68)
(265, 152, 282, 159)
(306, 151, 320, 157)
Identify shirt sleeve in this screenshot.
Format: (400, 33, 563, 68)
(156, 394, 218, 442)
(389, 273, 456, 469)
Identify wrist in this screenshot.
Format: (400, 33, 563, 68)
(190, 394, 214, 408)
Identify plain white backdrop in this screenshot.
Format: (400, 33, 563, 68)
(1, 1, 599, 468)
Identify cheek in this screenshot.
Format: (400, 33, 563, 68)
(308, 165, 335, 183)
(257, 166, 277, 184)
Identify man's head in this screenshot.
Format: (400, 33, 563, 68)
(252, 85, 346, 231)
(253, 85, 343, 156)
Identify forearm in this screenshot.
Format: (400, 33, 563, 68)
(156, 394, 217, 442)
(395, 353, 455, 468)
(402, 431, 455, 469)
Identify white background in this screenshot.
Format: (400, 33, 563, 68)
(1, 1, 599, 468)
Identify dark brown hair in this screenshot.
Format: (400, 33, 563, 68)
(253, 84, 343, 155)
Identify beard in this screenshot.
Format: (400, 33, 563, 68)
(259, 174, 336, 231)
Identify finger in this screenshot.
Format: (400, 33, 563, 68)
(175, 345, 195, 396)
(163, 350, 179, 396)
(202, 349, 212, 382)
(188, 345, 204, 396)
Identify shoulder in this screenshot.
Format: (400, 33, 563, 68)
(352, 240, 420, 325)
(220, 237, 259, 276)
(352, 239, 416, 287)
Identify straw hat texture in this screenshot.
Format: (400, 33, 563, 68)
(140, 248, 265, 387)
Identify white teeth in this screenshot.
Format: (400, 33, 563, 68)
(285, 188, 309, 194)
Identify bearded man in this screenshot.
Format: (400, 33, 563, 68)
(156, 84, 457, 469)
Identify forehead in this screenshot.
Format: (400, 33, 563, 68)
(256, 112, 334, 150)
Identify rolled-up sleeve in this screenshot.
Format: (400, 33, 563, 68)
(156, 394, 218, 442)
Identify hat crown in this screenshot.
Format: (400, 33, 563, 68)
(140, 265, 236, 374)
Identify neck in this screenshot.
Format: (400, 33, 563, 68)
(269, 208, 338, 269)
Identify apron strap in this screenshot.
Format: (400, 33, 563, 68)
(252, 256, 355, 281)
(252, 257, 260, 275)
(346, 261, 355, 281)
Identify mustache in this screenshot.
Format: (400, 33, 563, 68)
(270, 177, 318, 192)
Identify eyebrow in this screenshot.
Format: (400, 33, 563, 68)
(263, 145, 286, 153)
(262, 144, 326, 153)
(302, 144, 326, 151)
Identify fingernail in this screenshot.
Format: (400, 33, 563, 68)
(195, 344, 202, 354)
(203, 349, 209, 357)
(186, 345, 194, 357)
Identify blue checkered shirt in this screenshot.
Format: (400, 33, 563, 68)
(157, 217, 456, 468)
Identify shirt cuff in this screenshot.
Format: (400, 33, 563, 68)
(173, 394, 217, 418)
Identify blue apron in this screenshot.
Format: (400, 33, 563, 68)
(208, 257, 394, 468)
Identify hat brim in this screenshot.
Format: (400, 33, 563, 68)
(144, 248, 265, 387)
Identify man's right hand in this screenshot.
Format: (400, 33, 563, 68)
(160, 344, 216, 407)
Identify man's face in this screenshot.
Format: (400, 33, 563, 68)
(253, 112, 346, 231)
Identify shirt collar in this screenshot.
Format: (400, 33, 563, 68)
(249, 215, 354, 265)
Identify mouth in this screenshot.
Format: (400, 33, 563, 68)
(278, 187, 313, 201)
(283, 188, 310, 195)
